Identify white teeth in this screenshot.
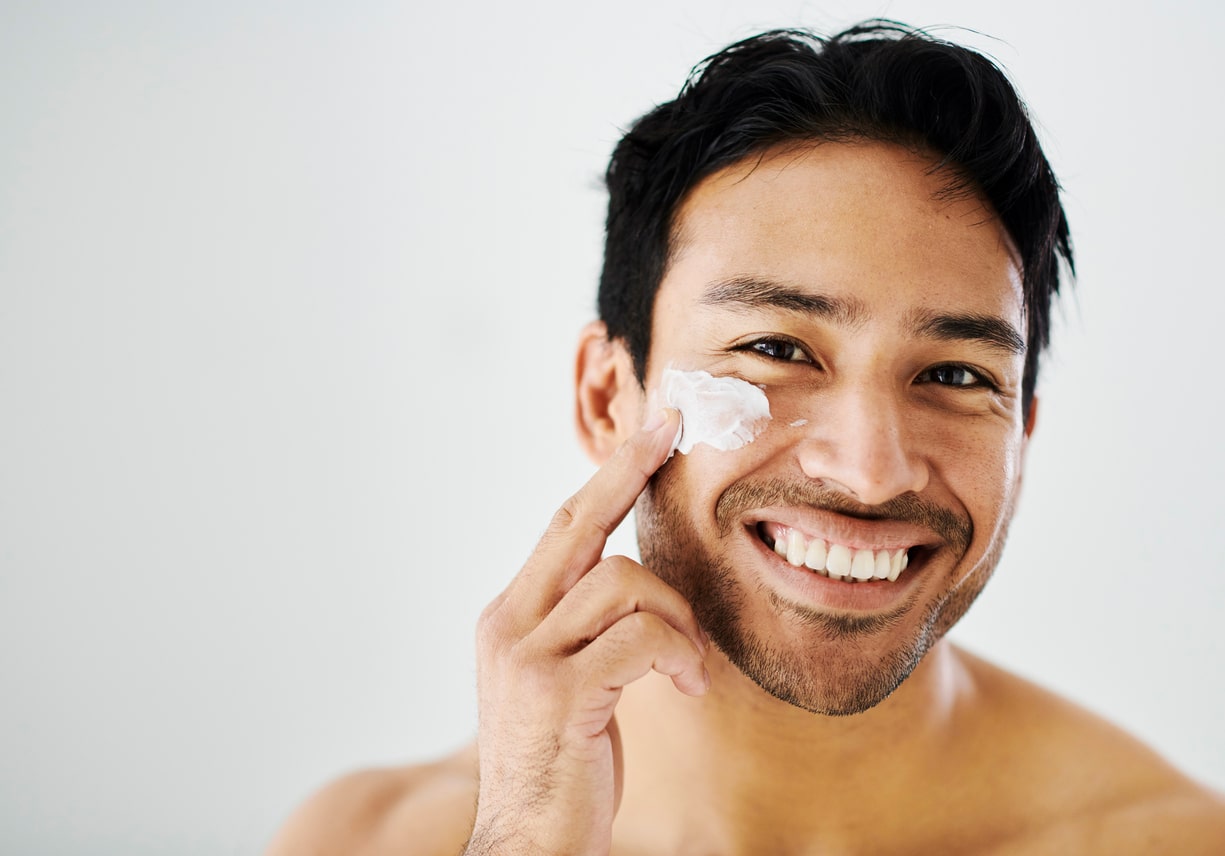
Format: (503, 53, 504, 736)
(850, 549, 875, 580)
(786, 530, 807, 566)
(804, 538, 828, 571)
(773, 532, 789, 558)
(826, 544, 852, 579)
(874, 550, 891, 580)
(771, 528, 914, 584)
(888, 549, 904, 582)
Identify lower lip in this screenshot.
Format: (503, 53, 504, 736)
(748, 530, 923, 613)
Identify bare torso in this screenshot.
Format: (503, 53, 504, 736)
(266, 644, 1225, 855)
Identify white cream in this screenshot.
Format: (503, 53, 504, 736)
(658, 367, 771, 455)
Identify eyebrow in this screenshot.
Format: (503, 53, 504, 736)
(699, 275, 1026, 355)
(699, 276, 867, 326)
(910, 310, 1027, 355)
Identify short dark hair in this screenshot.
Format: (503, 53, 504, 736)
(597, 21, 1073, 414)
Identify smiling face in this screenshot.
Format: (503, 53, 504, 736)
(631, 140, 1032, 714)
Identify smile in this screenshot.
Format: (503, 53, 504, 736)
(759, 524, 911, 583)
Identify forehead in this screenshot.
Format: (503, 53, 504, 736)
(660, 140, 1023, 326)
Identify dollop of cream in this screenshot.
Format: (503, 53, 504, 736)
(659, 367, 771, 454)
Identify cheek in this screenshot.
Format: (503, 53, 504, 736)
(662, 378, 1025, 532)
(664, 444, 766, 501)
(659, 368, 771, 455)
(661, 385, 832, 494)
(930, 426, 1025, 538)
(752, 393, 823, 442)
(765, 384, 1025, 518)
(657, 430, 780, 529)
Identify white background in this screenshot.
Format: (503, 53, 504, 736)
(2, 1, 1223, 853)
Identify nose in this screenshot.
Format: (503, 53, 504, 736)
(794, 381, 929, 506)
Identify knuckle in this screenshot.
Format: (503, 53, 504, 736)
(598, 554, 638, 577)
(591, 554, 647, 593)
(617, 609, 663, 643)
(477, 597, 501, 628)
(564, 559, 646, 629)
(548, 494, 583, 534)
(505, 638, 547, 675)
(476, 599, 514, 652)
(584, 555, 629, 591)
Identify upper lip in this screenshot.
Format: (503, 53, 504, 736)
(747, 507, 942, 553)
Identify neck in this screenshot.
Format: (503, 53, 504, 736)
(613, 639, 976, 853)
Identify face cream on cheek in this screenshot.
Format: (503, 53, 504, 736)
(658, 367, 772, 455)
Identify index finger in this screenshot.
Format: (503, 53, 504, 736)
(510, 407, 680, 623)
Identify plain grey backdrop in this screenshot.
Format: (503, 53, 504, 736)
(3, 1, 1223, 853)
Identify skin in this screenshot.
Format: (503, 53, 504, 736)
(266, 142, 1225, 855)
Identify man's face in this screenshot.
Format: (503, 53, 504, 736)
(633, 140, 1030, 715)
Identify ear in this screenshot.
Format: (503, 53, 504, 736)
(1023, 395, 1039, 443)
(1014, 395, 1039, 495)
(575, 321, 643, 465)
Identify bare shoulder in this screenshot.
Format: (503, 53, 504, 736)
(264, 741, 479, 856)
(990, 785, 1225, 854)
(1083, 787, 1225, 853)
(954, 646, 1225, 853)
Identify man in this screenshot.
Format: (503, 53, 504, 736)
(269, 22, 1225, 854)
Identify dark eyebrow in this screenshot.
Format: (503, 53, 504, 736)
(700, 276, 1025, 355)
(910, 310, 1026, 355)
(699, 276, 866, 326)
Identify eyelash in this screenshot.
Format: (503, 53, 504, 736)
(915, 363, 996, 391)
(736, 338, 998, 391)
(735, 336, 812, 363)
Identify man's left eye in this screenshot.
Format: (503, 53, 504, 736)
(920, 365, 983, 387)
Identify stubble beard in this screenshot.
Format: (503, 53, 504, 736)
(636, 467, 996, 716)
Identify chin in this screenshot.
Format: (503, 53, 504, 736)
(635, 468, 1006, 716)
(699, 562, 945, 715)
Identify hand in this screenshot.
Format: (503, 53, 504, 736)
(465, 409, 710, 856)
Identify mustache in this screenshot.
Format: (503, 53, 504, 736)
(713, 477, 972, 552)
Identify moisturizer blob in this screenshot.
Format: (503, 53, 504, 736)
(659, 367, 771, 454)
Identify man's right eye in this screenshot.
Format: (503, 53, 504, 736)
(744, 337, 810, 363)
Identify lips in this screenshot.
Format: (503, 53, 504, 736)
(758, 522, 914, 583)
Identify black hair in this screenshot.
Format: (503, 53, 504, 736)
(597, 21, 1073, 414)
